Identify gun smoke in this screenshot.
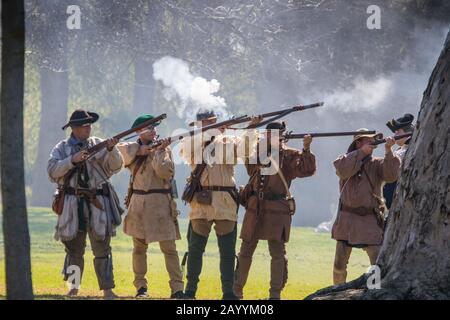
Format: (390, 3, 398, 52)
(153, 56, 229, 124)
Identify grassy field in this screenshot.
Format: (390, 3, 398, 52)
(0, 207, 370, 300)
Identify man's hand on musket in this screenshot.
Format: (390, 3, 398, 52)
(71, 150, 89, 164)
(385, 136, 396, 152)
(303, 134, 313, 151)
(106, 138, 119, 151)
(155, 138, 171, 151)
(249, 115, 264, 127)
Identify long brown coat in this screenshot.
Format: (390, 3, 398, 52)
(118, 142, 180, 243)
(331, 149, 401, 246)
(240, 145, 316, 243)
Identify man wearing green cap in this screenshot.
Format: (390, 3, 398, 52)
(117, 114, 185, 299)
(331, 129, 400, 285)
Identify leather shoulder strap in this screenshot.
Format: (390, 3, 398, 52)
(131, 156, 147, 180)
(361, 164, 375, 192)
(268, 156, 292, 198)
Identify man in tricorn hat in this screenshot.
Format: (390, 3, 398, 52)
(331, 129, 400, 285)
(383, 113, 415, 209)
(233, 121, 316, 300)
(48, 109, 123, 299)
(117, 114, 186, 299)
(180, 109, 261, 300)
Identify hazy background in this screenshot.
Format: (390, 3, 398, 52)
(12, 0, 449, 226)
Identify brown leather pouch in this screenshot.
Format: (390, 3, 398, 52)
(373, 207, 386, 229)
(52, 167, 77, 215)
(238, 185, 252, 207)
(52, 187, 65, 215)
(196, 190, 212, 205)
(287, 197, 296, 215)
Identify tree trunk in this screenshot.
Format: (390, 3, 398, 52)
(30, 64, 68, 206)
(1, 0, 34, 300)
(132, 57, 155, 117)
(306, 31, 450, 300)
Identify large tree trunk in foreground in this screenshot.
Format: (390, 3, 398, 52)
(1, 0, 34, 300)
(30, 65, 68, 206)
(307, 30, 450, 300)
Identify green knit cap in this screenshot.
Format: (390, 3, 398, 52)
(131, 114, 160, 129)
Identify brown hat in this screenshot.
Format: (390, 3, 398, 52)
(352, 128, 383, 142)
(62, 109, 99, 130)
(347, 128, 383, 153)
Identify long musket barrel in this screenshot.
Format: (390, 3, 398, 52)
(142, 102, 325, 148)
(166, 115, 249, 142)
(123, 114, 249, 142)
(371, 133, 413, 146)
(86, 113, 167, 157)
(257, 102, 324, 119)
(284, 130, 376, 139)
(141, 115, 251, 148)
(245, 102, 324, 129)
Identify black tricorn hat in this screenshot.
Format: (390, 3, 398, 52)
(189, 110, 217, 127)
(386, 113, 414, 133)
(62, 109, 99, 130)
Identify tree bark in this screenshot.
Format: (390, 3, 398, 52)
(1, 0, 34, 300)
(306, 30, 450, 300)
(30, 64, 68, 206)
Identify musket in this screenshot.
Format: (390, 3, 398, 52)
(239, 102, 325, 129)
(124, 114, 250, 144)
(283, 130, 376, 140)
(371, 133, 413, 146)
(83, 113, 167, 160)
(128, 102, 325, 149)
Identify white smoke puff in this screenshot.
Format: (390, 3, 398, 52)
(153, 56, 229, 123)
(190, 77, 226, 109)
(324, 76, 393, 113)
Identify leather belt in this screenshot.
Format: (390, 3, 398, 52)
(201, 186, 239, 207)
(341, 204, 374, 216)
(202, 186, 237, 192)
(132, 188, 171, 195)
(250, 191, 288, 201)
(66, 187, 109, 197)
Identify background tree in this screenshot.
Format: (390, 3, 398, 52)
(26, 0, 72, 206)
(1, 0, 34, 300)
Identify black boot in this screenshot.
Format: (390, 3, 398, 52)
(171, 291, 188, 299)
(217, 224, 237, 297)
(222, 292, 240, 300)
(184, 290, 196, 299)
(185, 223, 208, 296)
(136, 287, 149, 298)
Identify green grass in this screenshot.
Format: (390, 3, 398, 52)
(0, 208, 370, 300)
